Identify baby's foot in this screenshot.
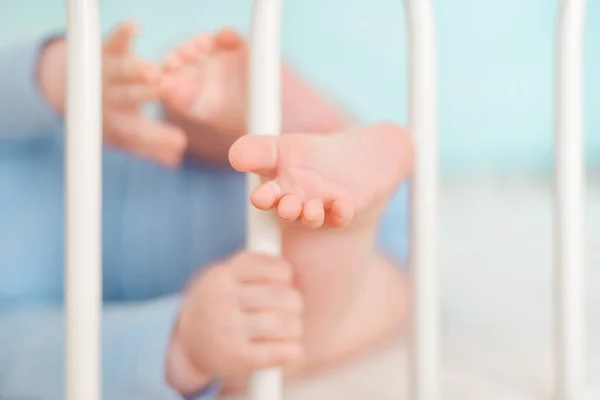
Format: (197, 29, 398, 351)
(229, 125, 414, 229)
(159, 29, 248, 161)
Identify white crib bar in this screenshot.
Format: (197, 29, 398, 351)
(555, 1, 587, 399)
(65, 0, 103, 399)
(247, 0, 284, 399)
(406, 1, 439, 399)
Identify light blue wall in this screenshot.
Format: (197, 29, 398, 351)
(1, 0, 599, 175)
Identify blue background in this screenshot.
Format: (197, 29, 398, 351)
(2, 0, 599, 176)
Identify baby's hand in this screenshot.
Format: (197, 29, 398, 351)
(101, 22, 187, 166)
(166, 252, 304, 395)
(38, 22, 187, 167)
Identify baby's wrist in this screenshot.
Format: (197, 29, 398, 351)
(38, 37, 67, 114)
(166, 328, 212, 396)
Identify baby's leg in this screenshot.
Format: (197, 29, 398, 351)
(229, 124, 412, 376)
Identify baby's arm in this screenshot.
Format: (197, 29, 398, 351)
(0, 35, 66, 139)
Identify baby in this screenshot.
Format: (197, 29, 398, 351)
(38, 22, 412, 397)
(158, 29, 413, 394)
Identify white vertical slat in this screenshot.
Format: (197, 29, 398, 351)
(405, 1, 439, 399)
(555, 1, 587, 399)
(65, 0, 103, 399)
(247, 0, 284, 399)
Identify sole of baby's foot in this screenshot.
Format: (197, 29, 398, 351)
(159, 28, 247, 133)
(229, 125, 414, 229)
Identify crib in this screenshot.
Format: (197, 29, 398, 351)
(63, 0, 588, 399)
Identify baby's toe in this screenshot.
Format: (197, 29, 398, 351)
(193, 34, 214, 52)
(191, 34, 215, 66)
(159, 74, 197, 111)
(277, 194, 303, 221)
(229, 135, 279, 176)
(250, 181, 281, 211)
(177, 40, 197, 63)
(327, 198, 355, 228)
(163, 53, 183, 72)
(215, 28, 244, 51)
(301, 199, 325, 229)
